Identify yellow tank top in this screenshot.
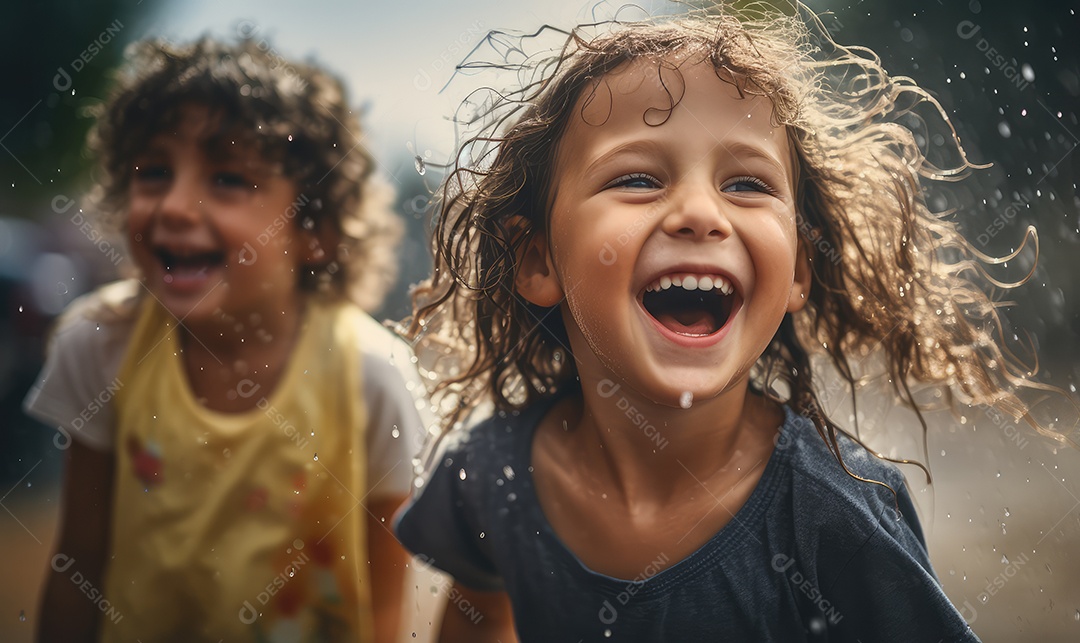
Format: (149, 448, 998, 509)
(103, 295, 373, 643)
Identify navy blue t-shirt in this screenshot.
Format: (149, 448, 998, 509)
(395, 398, 980, 642)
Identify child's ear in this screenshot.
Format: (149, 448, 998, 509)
(511, 217, 564, 307)
(787, 237, 812, 313)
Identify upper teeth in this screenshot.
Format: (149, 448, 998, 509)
(645, 273, 733, 295)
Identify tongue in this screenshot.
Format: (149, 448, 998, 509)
(656, 310, 717, 336)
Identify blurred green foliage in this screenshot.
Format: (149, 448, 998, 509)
(0, 1, 162, 215)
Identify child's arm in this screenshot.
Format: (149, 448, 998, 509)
(38, 440, 114, 643)
(366, 495, 410, 642)
(438, 583, 516, 643)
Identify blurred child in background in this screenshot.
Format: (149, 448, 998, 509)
(25, 36, 427, 642)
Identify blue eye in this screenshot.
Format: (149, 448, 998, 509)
(606, 173, 661, 190)
(724, 176, 777, 195)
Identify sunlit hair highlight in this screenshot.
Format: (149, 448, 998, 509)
(407, 3, 1074, 474)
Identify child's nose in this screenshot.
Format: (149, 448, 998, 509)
(156, 174, 202, 228)
(660, 182, 732, 241)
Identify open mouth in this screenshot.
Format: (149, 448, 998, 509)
(154, 248, 225, 284)
(641, 273, 736, 337)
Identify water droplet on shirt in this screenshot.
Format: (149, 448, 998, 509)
(1001, 554, 1010, 564)
(679, 391, 693, 409)
(17, 306, 22, 313)
(459, 468, 467, 480)
(391, 427, 401, 439)
(604, 629, 612, 637)
(503, 465, 515, 480)
(414, 155, 427, 175)
(19, 610, 26, 622)
(507, 492, 517, 502)
(313, 453, 319, 461)
(1004, 507, 1010, 517)
(478, 531, 485, 539)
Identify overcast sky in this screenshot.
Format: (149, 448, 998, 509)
(150, 0, 680, 170)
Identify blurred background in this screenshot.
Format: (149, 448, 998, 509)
(0, 0, 1078, 641)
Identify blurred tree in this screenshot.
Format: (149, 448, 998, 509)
(0, 0, 162, 215)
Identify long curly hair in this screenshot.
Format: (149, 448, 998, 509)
(86, 35, 400, 312)
(407, 3, 1073, 474)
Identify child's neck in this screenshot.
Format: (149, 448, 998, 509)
(569, 378, 781, 506)
(177, 293, 307, 413)
(531, 377, 784, 578)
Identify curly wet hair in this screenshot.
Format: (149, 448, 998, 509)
(87, 35, 400, 311)
(408, 3, 1071, 471)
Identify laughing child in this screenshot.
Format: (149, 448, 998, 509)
(25, 36, 427, 642)
(392, 4, 1052, 642)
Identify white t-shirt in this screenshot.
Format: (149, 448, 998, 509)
(23, 280, 433, 497)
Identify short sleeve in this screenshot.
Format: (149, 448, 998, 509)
(361, 353, 428, 497)
(824, 483, 979, 642)
(22, 289, 134, 452)
(394, 436, 504, 591)
(353, 312, 434, 498)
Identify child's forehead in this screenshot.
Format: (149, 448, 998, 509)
(139, 104, 273, 164)
(565, 58, 792, 172)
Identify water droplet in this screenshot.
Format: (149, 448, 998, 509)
(294, 539, 304, 550)
(1021, 64, 1035, 82)
(17, 306, 22, 313)
(56, 283, 68, 295)
(288, 568, 295, 577)
(1004, 507, 1011, 517)
(414, 155, 426, 176)
(19, 610, 26, 622)
(478, 531, 485, 539)
(507, 492, 517, 502)
(604, 629, 612, 638)
(302, 217, 315, 230)
(222, 448, 231, 458)
(287, 134, 294, 141)
(459, 468, 467, 480)
(391, 426, 400, 439)
(313, 453, 319, 461)
(1002, 554, 1010, 564)
(1074, 609, 1079, 621)
(679, 391, 693, 409)
(503, 465, 515, 480)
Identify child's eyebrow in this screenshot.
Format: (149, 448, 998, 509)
(719, 141, 790, 180)
(582, 140, 663, 175)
